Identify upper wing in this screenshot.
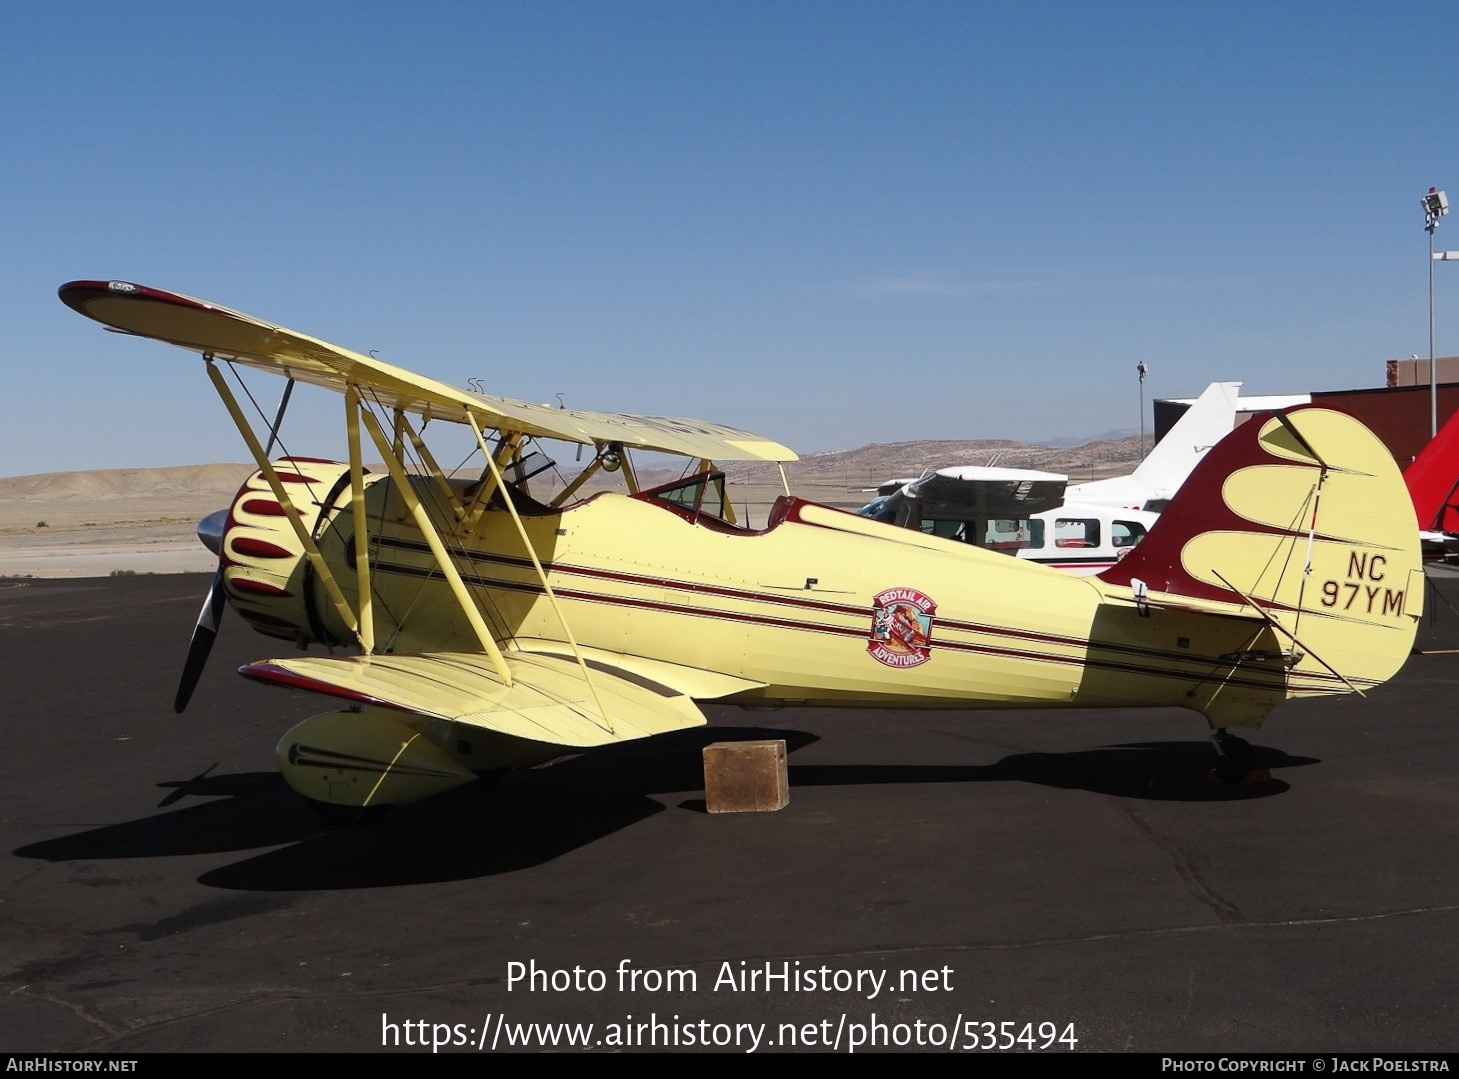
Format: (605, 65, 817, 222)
(242, 651, 707, 747)
(59, 279, 796, 463)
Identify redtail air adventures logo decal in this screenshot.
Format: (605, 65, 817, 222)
(867, 587, 937, 668)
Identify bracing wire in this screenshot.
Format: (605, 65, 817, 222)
(357, 390, 514, 652)
(224, 361, 330, 512)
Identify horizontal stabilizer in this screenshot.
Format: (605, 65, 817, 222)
(242, 651, 706, 747)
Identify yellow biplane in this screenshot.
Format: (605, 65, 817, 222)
(60, 280, 1424, 812)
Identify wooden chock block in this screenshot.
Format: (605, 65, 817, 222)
(703, 739, 789, 813)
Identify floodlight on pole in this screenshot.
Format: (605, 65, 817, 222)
(1425, 187, 1449, 438)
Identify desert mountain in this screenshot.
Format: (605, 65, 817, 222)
(0, 432, 1147, 533)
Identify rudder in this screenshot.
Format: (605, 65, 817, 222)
(1100, 407, 1423, 707)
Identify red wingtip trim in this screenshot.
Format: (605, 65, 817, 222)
(240, 661, 408, 713)
(58, 280, 214, 319)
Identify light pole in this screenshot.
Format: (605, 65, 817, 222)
(1433, 250, 1459, 442)
(1137, 361, 1149, 458)
(1424, 187, 1449, 438)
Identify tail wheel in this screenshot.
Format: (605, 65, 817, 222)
(1213, 730, 1256, 785)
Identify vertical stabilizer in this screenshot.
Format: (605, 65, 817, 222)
(1099, 407, 1423, 716)
(1405, 406, 1459, 532)
(1069, 381, 1241, 510)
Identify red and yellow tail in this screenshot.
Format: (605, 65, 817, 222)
(1098, 407, 1422, 723)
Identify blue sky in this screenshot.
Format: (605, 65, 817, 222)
(5, 2, 1458, 476)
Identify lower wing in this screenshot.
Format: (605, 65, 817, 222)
(243, 650, 709, 746)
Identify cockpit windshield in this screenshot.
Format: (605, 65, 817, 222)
(634, 470, 739, 527)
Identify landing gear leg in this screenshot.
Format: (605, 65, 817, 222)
(1211, 728, 1256, 785)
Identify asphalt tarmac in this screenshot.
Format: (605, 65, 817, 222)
(4, 571, 1459, 1054)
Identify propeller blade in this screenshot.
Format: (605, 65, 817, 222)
(175, 566, 226, 713)
(173, 376, 296, 713)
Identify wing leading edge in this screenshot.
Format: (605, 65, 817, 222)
(59, 280, 796, 463)
(242, 651, 707, 747)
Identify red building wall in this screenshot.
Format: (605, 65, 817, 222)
(1311, 384, 1459, 468)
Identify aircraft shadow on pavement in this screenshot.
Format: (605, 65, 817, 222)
(12, 728, 813, 890)
(784, 740, 1309, 802)
(14, 730, 1305, 890)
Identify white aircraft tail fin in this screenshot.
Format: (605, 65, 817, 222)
(1125, 381, 1241, 502)
(1068, 381, 1241, 510)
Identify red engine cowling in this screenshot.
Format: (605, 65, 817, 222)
(221, 458, 364, 645)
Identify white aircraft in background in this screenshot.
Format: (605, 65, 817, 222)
(858, 467, 1160, 576)
(1065, 381, 1242, 511)
(858, 382, 1242, 575)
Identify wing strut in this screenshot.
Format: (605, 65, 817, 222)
(357, 407, 515, 686)
(206, 360, 364, 646)
(549, 450, 607, 508)
(463, 432, 522, 533)
(468, 414, 616, 735)
(344, 385, 375, 654)
(402, 415, 467, 521)
(616, 444, 641, 494)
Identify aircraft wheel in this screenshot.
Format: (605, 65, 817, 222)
(303, 797, 392, 826)
(1213, 733, 1255, 785)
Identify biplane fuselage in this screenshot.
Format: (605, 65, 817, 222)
(222, 459, 1359, 724)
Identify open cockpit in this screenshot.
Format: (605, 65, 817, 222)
(631, 470, 757, 533)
